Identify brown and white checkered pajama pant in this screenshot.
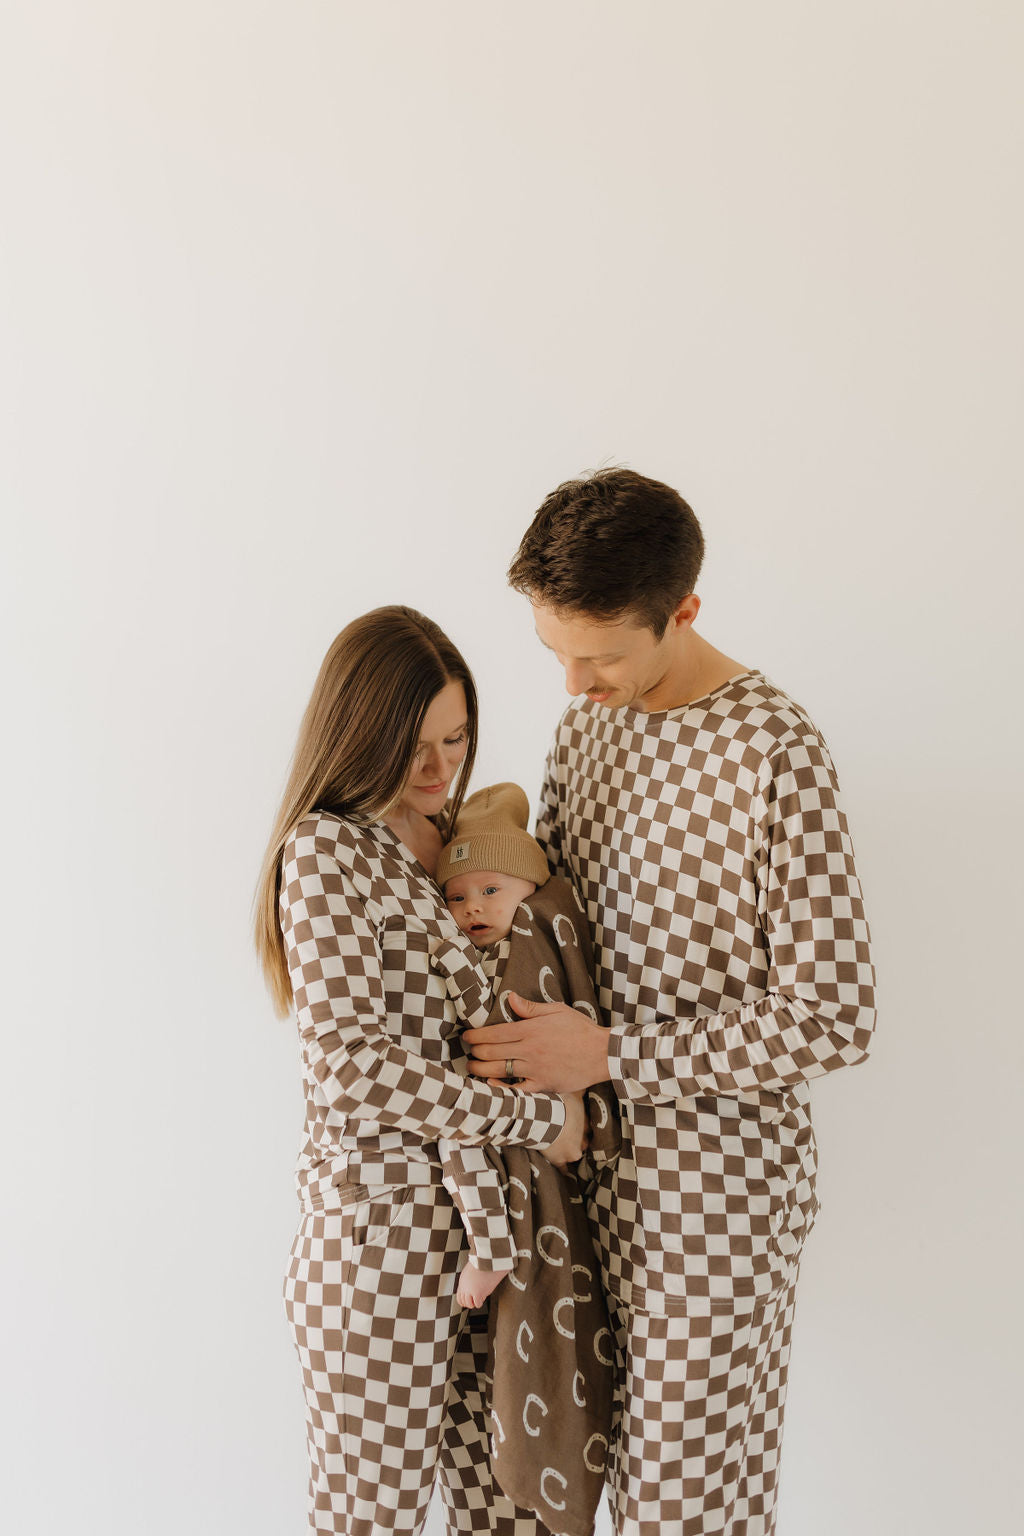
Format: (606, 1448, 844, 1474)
(284, 1185, 546, 1536)
(605, 1280, 798, 1536)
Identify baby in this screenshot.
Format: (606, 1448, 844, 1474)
(434, 782, 619, 1532)
(436, 786, 595, 1302)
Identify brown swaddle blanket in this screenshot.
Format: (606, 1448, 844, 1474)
(436, 876, 620, 1536)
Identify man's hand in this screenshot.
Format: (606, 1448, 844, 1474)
(463, 994, 611, 1093)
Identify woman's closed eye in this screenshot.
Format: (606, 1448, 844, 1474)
(414, 729, 468, 760)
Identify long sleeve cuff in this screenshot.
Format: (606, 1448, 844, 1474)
(439, 1164, 518, 1269)
(458, 1208, 518, 1271)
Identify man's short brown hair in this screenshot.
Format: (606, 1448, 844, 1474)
(507, 468, 705, 637)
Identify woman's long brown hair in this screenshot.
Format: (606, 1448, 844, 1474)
(254, 605, 478, 1016)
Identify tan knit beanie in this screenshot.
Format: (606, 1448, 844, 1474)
(437, 782, 550, 889)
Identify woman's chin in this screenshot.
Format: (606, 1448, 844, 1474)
(406, 784, 449, 813)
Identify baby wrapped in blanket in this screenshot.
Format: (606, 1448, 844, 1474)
(432, 784, 620, 1536)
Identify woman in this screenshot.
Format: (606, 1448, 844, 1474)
(255, 605, 585, 1536)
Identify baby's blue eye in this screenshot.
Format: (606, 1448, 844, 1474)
(447, 894, 463, 904)
(483, 886, 498, 896)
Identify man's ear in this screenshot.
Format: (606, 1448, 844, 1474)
(669, 594, 701, 633)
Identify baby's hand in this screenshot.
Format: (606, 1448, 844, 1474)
(457, 1262, 511, 1309)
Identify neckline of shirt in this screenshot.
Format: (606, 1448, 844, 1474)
(374, 816, 442, 882)
(618, 668, 763, 726)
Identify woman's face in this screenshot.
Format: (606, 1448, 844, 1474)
(397, 680, 469, 817)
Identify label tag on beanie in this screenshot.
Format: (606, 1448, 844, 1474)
(451, 841, 471, 864)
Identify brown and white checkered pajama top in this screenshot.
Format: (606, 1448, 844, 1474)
(279, 811, 565, 1214)
(536, 671, 876, 1312)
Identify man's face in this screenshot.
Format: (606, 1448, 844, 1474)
(531, 601, 693, 713)
(444, 870, 537, 947)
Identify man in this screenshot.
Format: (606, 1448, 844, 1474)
(464, 469, 876, 1536)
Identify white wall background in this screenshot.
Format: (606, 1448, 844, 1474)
(2, 3, 1021, 1533)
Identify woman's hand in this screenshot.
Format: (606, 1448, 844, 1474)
(457, 1262, 510, 1309)
(540, 1091, 589, 1171)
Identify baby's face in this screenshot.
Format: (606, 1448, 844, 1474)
(444, 871, 537, 947)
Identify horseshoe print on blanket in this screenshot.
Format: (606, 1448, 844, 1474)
(435, 875, 622, 1536)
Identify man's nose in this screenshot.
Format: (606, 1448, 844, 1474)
(564, 660, 591, 696)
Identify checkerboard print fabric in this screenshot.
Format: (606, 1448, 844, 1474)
(284, 1186, 548, 1534)
(537, 670, 875, 1311)
(605, 1275, 798, 1535)
(278, 813, 573, 1532)
(279, 811, 565, 1215)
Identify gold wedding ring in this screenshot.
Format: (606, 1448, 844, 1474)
(504, 1057, 516, 1083)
